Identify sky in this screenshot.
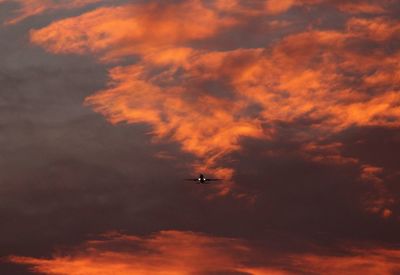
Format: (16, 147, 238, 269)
(0, 0, 400, 274)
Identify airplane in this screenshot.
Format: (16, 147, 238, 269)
(184, 174, 222, 184)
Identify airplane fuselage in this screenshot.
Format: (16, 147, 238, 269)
(198, 174, 206, 183)
(185, 174, 220, 184)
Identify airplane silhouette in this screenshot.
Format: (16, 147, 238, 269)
(185, 174, 222, 184)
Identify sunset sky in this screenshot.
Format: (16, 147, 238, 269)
(1, 0, 400, 274)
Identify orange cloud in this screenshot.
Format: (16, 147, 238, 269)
(30, 3, 400, 178)
(360, 164, 384, 183)
(264, 0, 296, 14)
(360, 165, 395, 218)
(1, 0, 391, 27)
(336, 2, 386, 14)
(238, 27, 400, 131)
(347, 17, 400, 41)
(91, 30, 400, 177)
(27, 1, 400, 197)
(9, 231, 400, 275)
(264, 0, 389, 14)
(297, 248, 400, 275)
(30, 1, 238, 61)
(84, 62, 264, 184)
(8, 231, 288, 275)
(0, 0, 101, 25)
(301, 142, 359, 165)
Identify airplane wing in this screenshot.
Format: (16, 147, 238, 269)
(184, 179, 198, 181)
(205, 178, 222, 181)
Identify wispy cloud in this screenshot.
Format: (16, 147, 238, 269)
(9, 230, 400, 275)
(0, 0, 101, 25)
(15, 0, 400, 204)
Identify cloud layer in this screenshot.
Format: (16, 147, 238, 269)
(2, 1, 400, 273)
(9, 230, 400, 275)
(27, 0, 400, 191)
(0, 0, 101, 24)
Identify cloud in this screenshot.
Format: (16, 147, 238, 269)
(336, 2, 386, 14)
(296, 248, 400, 275)
(2, 1, 400, 274)
(28, 1, 263, 182)
(9, 230, 400, 275)
(0, 0, 101, 25)
(264, 0, 390, 15)
(84, 61, 265, 183)
(8, 231, 285, 275)
(264, 0, 296, 14)
(359, 164, 395, 218)
(301, 142, 359, 165)
(27, 0, 400, 195)
(30, 1, 238, 61)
